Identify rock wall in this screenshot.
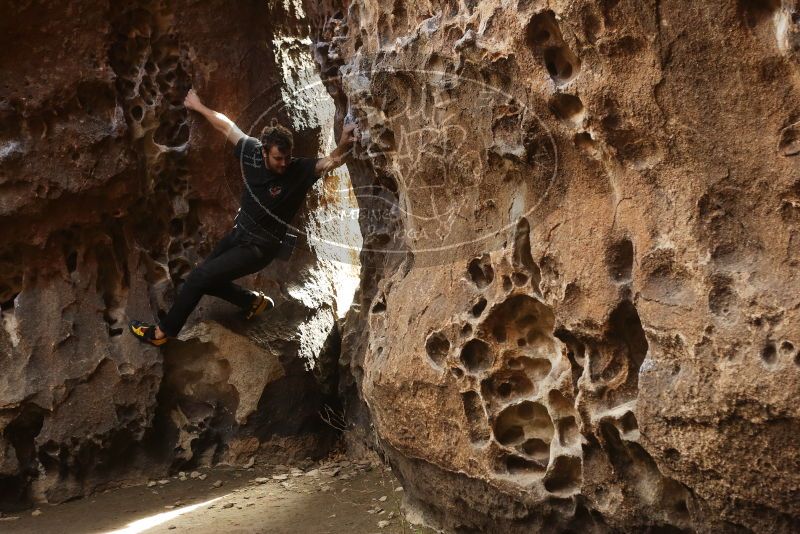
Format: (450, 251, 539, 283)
(0, 0, 358, 507)
(304, 0, 800, 532)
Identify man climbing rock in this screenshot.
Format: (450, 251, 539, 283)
(129, 88, 358, 346)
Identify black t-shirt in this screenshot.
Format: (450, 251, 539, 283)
(233, 136, 320, 245)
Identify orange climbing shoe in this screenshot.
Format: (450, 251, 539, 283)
(128, 320, 168, 347)
(244, 291, 274, 320)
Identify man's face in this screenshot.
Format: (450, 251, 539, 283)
(263, 146, 290, 174)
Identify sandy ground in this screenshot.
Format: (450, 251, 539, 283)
(0, 459, 435, 534)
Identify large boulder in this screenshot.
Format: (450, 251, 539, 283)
(304, 0, 800, 531)
(0, 0, 357, 506)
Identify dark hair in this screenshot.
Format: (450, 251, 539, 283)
(260, 119, 293, 154)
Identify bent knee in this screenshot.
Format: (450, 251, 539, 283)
(185, 266, 217, 287)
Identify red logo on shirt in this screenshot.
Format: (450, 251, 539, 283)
(269, 185, 282, 198)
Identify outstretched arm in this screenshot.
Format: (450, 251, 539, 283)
(184, 89, 246, 145)
(315, 122, 358, 175)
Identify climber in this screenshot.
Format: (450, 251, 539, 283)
(128, 88, 358, 346)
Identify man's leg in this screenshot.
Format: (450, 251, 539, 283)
(203, 234, 279, 308)
(158, 241, 274, 337)
(204, 280, 258, 308)
(204, 228, 240, 261)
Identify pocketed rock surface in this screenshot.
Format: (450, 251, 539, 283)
(0, 0, 358, 506)
(3, 0, 800, 531)
(302, 0, 800, 532)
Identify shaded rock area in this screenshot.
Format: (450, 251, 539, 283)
(302, 0, 800, 532)
(0, 0, 358, 509)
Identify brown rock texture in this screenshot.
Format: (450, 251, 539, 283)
(304, 0, 800, 532)
(0, 0, 357, 506)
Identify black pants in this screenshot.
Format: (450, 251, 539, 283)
(159, 227, 278, 337)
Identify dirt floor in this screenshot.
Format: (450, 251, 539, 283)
(0, 458, 436, 534)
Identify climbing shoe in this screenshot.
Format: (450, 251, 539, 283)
(244, 291, 274, 320)
(128, 320, 168, 347)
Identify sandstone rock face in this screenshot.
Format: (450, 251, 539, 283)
(0, 0, 357, 506)
(305, 0, 800, 531)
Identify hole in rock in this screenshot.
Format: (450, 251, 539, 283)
(590, 301, 648, 394)
(779, 124, 800, 157)
(130, 105, 144, 122)
(462, 391, 491, 443)
(544, 455, 581, 494)
(512, 218, 541, 291)
(737, 0, 781, 27)
(557, 416, 579, 447)
(377, 173, 399, 193)
(425, 331, 450, 367)
(708, 274, 735, 316)
(520, 438, 550, 462)
(525, 329, 542, 345)
(154, 113, 190, 146)
(761, 342, 777, 364)
(471, 297, 488, 317)
(549, 93, 584, 123)
(66, 250, 78, 273)
(498, 424, 524, 445)
(6, 405, 45, 476)
(467, 254, 494, 288)
(461, 323, 473, 337)
(574, 131, 599, 157)
(517, 402, 535, 418)
(505, 353, 523, 368)
(371, 295, 386, 313)
(168, 257, 192, 282)
(493, 401, 553, 446)
(169, 218, 184, 236)
(600, 419, 692, 514)
(543, 47, 580, 85)
(607, 237, 634, 282)
(479, 294, 555, 356)
(554, 328, 586, 390)
(780, 340, 795, 355)
(451, 367, 465, 378)
(460, 338, 493, 372)
(492, 324, 507, 342)
(674, 498, 689, 516)
(482, 369, 534, 403)
(0, 293, 19, 311)
(502, 275, 513, 291)
(547, 389, 574, 417)
(619, 411, 638, 433)
(508, 356, 551, 381)
(168, 240, 183, 256)
(517, 338, 526, 347)
(662, 478, 693, 522)
(505, 454, 546, 475)
(525, 10, 560, 48)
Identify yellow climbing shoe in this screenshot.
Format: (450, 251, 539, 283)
(244, 291, 274, 320)
(128, 320, 168, 347)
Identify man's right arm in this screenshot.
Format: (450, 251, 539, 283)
(183, 89, 246, 145)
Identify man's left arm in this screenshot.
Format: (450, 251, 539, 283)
(314, 122, 358, 177)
